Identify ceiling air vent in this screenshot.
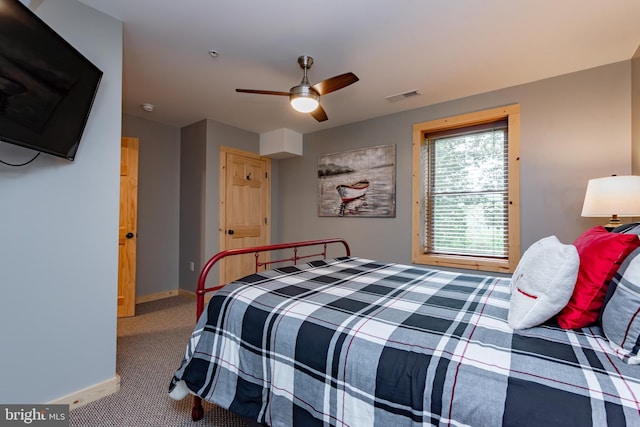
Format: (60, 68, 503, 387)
(385, 89, 422, 103)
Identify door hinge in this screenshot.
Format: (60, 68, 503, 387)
(265, 218, 268, 225)
(265, 172, 268, 179)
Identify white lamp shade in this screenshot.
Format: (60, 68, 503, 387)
(581, 175, 640, 217)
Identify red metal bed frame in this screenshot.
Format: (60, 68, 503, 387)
(191, 238, 351, 421)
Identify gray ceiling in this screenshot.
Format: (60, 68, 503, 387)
(78, 0, 640, 135)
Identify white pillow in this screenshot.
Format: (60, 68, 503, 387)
(508, 236, 579, 330)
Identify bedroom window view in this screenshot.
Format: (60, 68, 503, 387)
(412, 104, 520, 273)
(424, 121, 508, 258)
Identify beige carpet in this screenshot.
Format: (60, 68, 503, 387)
(69, 296, 248, 427)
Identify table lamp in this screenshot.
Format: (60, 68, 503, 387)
(581, 175, 640, 230)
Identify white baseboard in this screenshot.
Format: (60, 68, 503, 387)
(49, 375, 120, 410)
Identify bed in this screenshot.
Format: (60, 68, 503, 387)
(169, 238, 640, 426)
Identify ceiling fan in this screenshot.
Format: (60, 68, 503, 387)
(235, 55, 359, 122)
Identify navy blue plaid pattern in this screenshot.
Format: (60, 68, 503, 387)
(171, 257, 640, 426)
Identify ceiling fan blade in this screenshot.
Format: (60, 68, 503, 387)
(312, 72, 359, 96)
(235, 89, 290, 96)
(310, 104, 328, 122)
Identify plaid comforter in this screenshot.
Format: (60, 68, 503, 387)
(170, 257, 640, 426)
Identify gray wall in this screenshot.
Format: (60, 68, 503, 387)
(0, 0, 122, 403)
(122, 115, 181, 297)
(179, 120, 207, 291)
(178, 119, 264, 291)
(278, 61, 633, 265)
(633, 47, 640, 174)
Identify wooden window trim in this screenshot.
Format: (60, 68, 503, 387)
(411, 105, 521, 273)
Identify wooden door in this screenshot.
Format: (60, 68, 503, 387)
(118, 137, 139, 317)
(219, 147, 271, 285)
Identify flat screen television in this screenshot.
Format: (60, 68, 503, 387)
(0, 0, 103, 161)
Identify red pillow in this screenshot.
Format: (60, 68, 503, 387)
(557, 226, 640, 329)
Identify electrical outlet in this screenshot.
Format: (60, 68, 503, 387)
(189, 261, 195, 272)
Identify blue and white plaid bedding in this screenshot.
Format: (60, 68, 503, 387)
(170, 257, 640, 426)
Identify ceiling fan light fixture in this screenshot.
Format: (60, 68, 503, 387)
(291, 96, 319, 113)
(236, 55, 358, 122)
(290, 86, 319, 113)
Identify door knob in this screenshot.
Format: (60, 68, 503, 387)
(227, 229, 234, 235)
(126, 232, 135, 239)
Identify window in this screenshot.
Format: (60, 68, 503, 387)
(412, 105, 520, 273)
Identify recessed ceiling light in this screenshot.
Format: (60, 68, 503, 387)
(208, 50, 219, 58)
(141, 103, 155, 112)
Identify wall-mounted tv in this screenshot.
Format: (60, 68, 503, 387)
(0, 0, 103, 161)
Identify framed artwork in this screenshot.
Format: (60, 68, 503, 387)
(318, 144, 396, 217)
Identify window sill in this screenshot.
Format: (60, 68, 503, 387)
(412, 253, 514, 274)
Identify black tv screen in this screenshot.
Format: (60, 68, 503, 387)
(0, 0, 103, 161)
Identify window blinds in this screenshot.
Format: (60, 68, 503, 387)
(423, 121, 508, 258)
